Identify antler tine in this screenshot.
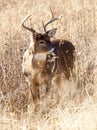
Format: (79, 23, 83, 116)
(43, 9, 59, 33)
(50, 8, 58, 20)
(22, 15, 36, 33)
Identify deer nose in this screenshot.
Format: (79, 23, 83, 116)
(39, 40, 46, 45)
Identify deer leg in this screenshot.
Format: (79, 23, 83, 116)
(45, 79, 52, 93)
(29, 78, 40, 111)
(54, 75, 65, 103)
(44, 74, 52, 94)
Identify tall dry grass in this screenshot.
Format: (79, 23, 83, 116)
(0, 0, 97, 129)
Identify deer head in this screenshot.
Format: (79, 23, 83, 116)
(22, 9, 60, 53)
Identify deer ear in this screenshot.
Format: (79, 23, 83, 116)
(47, 28, 57, 37)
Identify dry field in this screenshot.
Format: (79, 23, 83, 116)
(0, 0, 97, 129)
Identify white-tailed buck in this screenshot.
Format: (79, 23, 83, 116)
(22, 9, 75, 111)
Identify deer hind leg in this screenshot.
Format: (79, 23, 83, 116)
(54, 75, 66, 103)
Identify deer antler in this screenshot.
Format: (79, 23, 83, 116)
(22, 15, 36, 33)
(43, 8, 60, 33)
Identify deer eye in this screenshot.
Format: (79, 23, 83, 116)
(39, 40, 46, 45)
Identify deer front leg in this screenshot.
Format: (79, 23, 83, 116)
(43, 74, 52, 94)
(29, 77, 40, 112)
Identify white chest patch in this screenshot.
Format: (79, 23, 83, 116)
(32, 53, 47, 70)
(34, 53, 46, 62)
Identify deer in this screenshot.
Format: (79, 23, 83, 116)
(21, 9, 75, 111)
